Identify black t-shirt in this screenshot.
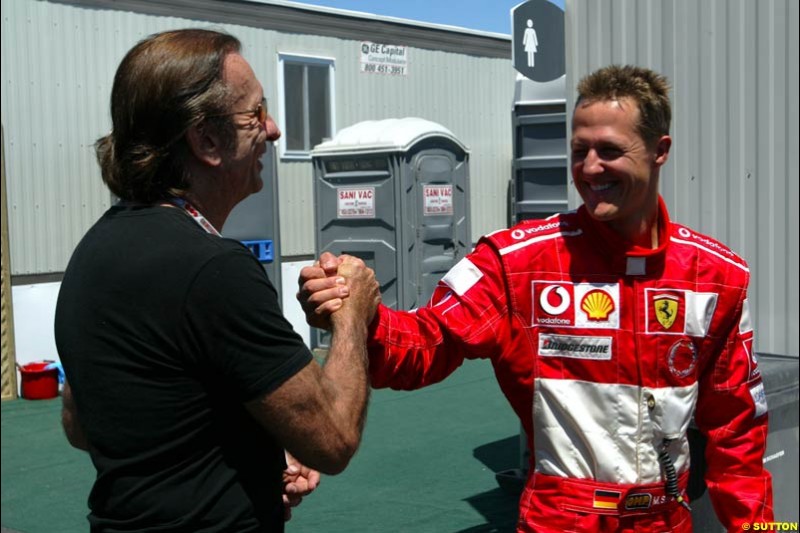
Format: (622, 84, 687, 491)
(55, 205, 312, 532)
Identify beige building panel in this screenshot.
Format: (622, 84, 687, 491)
(3, 0, 514, 265)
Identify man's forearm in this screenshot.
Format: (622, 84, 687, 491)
(323, 316, 370, 454)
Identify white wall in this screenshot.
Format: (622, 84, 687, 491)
(280, 260, 314, 347)
(11, 282, 61, 397)
(11, 282, 61, 366)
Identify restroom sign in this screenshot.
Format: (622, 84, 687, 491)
(423, 184, 453, 216)
(511, 0, 565, 82)
(337, 187, 375, 218)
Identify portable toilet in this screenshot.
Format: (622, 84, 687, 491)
(312, 118, 470, 343)
(222, 142, 282, 300)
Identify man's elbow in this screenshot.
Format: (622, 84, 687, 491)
(61, 380, 89, 451)
(64, 430, 90, 451)
(63, 426, 90, 451)
(325, 437, 360, 475)
(61, 409, 90, 451)
(306, 431, 361, 475)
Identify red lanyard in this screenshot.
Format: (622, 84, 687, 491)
(167, 198, 221, 236)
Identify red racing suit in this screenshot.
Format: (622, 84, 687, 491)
(367, 198, 773, 532)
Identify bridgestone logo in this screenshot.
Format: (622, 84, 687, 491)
(543, 340, 608, 353)
(539, 334, 613, 360)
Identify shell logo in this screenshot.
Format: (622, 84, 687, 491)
(580, 290, 615, 321)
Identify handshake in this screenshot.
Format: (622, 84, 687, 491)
(297, 252, 381, 331)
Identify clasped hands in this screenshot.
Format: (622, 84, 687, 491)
(297, 252, 380, 330)
(284, 253, 379, 519)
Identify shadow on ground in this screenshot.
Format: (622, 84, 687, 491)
(455, 435, 522, 533)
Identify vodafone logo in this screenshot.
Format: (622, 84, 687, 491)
(540, 285, 571, 315)
(510, 221, 560, 240)
(531, 281, 621, 329)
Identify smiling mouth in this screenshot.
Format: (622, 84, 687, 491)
(589, 182, 615, 192)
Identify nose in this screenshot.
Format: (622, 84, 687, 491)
(581, 149, 604, 175)
(263, 114, 281, 142)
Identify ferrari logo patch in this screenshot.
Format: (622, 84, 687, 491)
(654, 295, 679, 330)
(645, 288, 716, 335)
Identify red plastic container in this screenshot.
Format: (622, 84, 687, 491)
(19, 362, 59, 400)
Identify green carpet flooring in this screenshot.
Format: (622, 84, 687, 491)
(2, 359, 520, 532)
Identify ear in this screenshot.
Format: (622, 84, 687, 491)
(653, 135, 672, 167)
(185, 122, 223, 167)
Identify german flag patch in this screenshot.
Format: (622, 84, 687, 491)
(593, 489, 621, 510)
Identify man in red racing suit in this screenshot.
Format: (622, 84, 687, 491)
(299, 65, 773, 532)
(365, 197, 772, 531)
